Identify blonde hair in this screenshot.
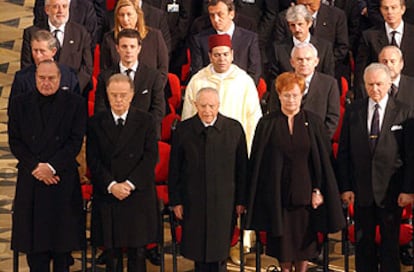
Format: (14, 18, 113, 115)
(114, 0, 148, 40)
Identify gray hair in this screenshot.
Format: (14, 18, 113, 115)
(106, 73, 134, 92)
(379, 45, 403, 61)
(195, 87, 220, 103)
(31, 29, 58, 51)
(363, 63, 392, 83)
(286, 4, 313, 23)
(291, 43, 319, 58)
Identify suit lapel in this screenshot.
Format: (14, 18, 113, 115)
(357, 99, 370, 150)
(100, 112, 119, 146)
(377, 98, 398, 145)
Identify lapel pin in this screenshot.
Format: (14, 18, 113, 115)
(305, 122, 309, 126)
(323, 22, 327, 26)
(69, 40, 74, 44)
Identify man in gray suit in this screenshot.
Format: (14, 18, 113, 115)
(268, 43, 340, 138)
(378, 45, 414, 108)
(337, 63, 414, 271)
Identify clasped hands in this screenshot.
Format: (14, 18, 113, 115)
(32, 163, 60, 185)
(111, 182, 133, 201)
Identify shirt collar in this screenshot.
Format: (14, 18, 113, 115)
(393, 74, 401, 87)
(216, 21, 235, 38)
(293, 33, 311, 46)
(210, 64, 234, 78)
(111, 109, 129, 123)
(385, 20, 404, 35)
(119, 61, 139, 74)
(49, 21, 66, 33)
(202, 116, 217, 127)
(369, 94, 389, 110)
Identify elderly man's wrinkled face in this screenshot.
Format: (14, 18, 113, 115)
(107, 80, 134, 116)
(290, 47, 319, 77)
(209, 46, 233, 73)
(45, 0, 69, 27)
(208, 1, 235, 32)
(36, 62, 61, 96)
(364, 69, 392, 103)
(379, 48, 404, 80)
(195, 90, 220, 125)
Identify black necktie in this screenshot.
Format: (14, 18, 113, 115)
(53, 29, 61, 61)
(369, 104, 380, 152)
(390, 84, 398, 97)
(117, 118, 124, 129)
(310, 17, 316, 35)
(390, 30, 398, 47)
(125, 68, 133, 79)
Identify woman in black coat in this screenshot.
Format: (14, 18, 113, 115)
(246, 72, 344, 272)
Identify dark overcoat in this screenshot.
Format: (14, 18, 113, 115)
(168, 114, 248, 262)
(246, 110, 345, 236)
(8, 89, 86, 253)
(87, 108, 159, 248)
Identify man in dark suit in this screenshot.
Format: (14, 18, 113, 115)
(379, 45, 414, 108)
(21, 0, 93, 93)
(189, 0, 262, 85)
(268, 43, 340, 138)
(33, 0, 99, 46)
(169, 87, 248, 272)
(94, 29, 165, 138)
(267, 4, 335, 84)
(355, 0, 414, 98)
(337, 63, 414, 271)
(10, 30, 80, 103)
(8, 60, 86, 272)
(273, 0, 349, 88)
(87, 73, 159, 272)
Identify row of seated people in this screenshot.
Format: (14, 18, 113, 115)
(20, 0, 414, 110)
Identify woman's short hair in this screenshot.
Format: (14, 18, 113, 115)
(275, 72, 306, 95)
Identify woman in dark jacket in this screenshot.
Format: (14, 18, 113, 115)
(246, 72, 344, 272)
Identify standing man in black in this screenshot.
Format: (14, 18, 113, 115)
(87, 73, 159, 272)
(337, 63, 414, 271)
(169, 87, 248, 272)
(94, 29, 165, 138)
(8, 60, 86, 272)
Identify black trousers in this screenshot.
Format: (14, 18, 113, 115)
(194, 260, 227, 272)
(105, 247, 146, 272)
(354, 203, 402, 272)
(26, 251, 69, 272)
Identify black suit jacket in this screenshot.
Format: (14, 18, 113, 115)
(394, 75, 414, 109)
(94, 63, 165, 137)
(273, 4, 349, 64)
(268, 72, 340, 138)
(337, 97, 414, 207)
(355, 23, 414, 98)
(267, 36, 335, 83)
(8, 89, 86, 253)
(100, 29, 168, 86)
(189, 26, 262, 85)
(87, 108, 159, 247)
(21, 22, 93, 92)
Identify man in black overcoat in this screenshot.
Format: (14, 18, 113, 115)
(8, 60, 86, 272)
(87, 73, 159, 272)
(168, 87, 248, 272)
(337, 63, 414, 271)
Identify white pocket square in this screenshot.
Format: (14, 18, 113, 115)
(142, 89, 148, 94)
(391, 125, 403, 131)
